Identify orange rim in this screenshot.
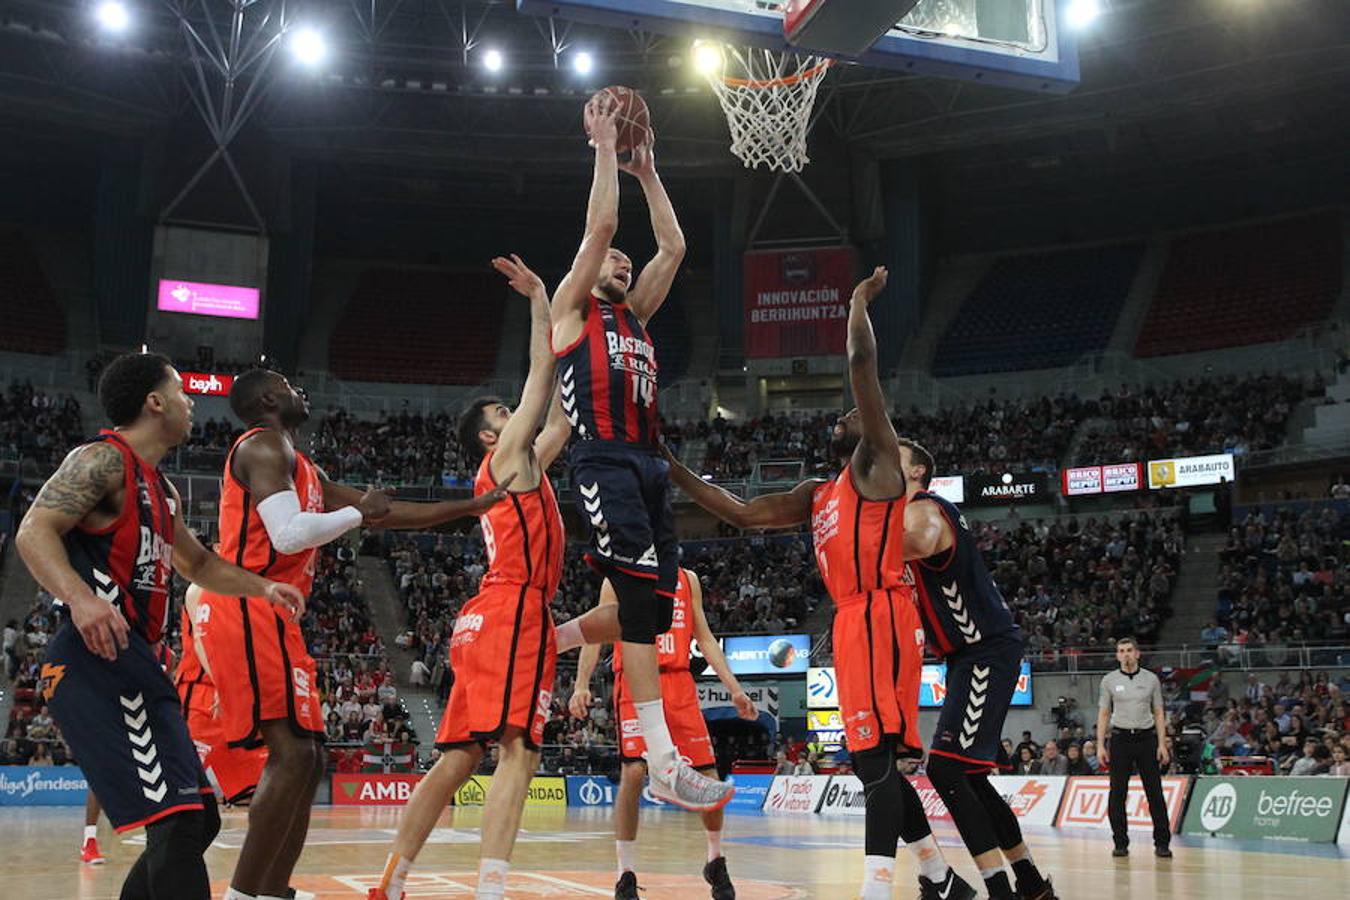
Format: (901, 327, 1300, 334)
(720, 57, 835, 89)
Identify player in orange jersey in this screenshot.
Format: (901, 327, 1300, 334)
(664, 268, 979, 900)
(176, 584, 268, 808)
(199, 372, 512, 900)
(369, 255, 573, 900)
(570, 567, 758, 900)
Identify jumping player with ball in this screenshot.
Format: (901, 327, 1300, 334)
(549, 89, 737, 812)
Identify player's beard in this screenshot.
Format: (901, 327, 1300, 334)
(830, 431, 860, 462)
(596, 277, 626, 305)
(280, 395, 310, 428)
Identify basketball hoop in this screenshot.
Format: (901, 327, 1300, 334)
(696, 41, 834, 173)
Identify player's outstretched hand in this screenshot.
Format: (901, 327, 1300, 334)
(264, 581, 306, 622)
(358, 485, 396, 524)
(568, 689, 593, 720)
(71, 588, 130, 661)
(732, 689, 758, 721)
(850, 266, 889, 307)
(470, 472, 518, 513)
(491, 254, 546, 301)
(618, 136, 656, 178)
(585, 96, 619, 150)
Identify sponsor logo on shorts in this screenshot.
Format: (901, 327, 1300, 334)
(621, 719, 642, 737)
(38, 663, 65, 703)
(451, 612, 485, 648)
(292, 667, 312, 699)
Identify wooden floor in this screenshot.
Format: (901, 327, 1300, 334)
(4, 805, 1348, 898)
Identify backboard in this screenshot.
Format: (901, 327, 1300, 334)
(516, 0, 1079, 92)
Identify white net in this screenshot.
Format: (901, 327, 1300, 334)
(698, 42, 834, 173)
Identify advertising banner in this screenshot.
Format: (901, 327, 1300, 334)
(720, 635, 810, 676)
(1182, 776, 1348, 843)
(929, 475, 966, 505)
(908, 775, 953, 823)
(806, 709, 844, 751)
(920, 660, 1033, 708)
(179, 371, 236, 397)
(1340, 787, 1350, 844)
(565, 775, 617, 808)
(726, 774, 774, 814)
(697, 683, 780, 718)
(744, 246, 857, 358)
(762, 775, 830, 816)
(332, 773, 423, 806)
(1062, 463, 1143, 496)
(0, 767, 90, 806)
(817, 774, 866, 817)
(807, 667, 838, 709)
(1147, 454, 1235, 489)
(157, 279, 260, 320)
(1055, 776, 1190, 833)
(454, 776, 567, 808)
(965, 473, 1049, 506)
(986, 775, 1067, 827)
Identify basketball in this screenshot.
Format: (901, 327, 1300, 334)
(768, 638, 796, 669)
(585, 85, 652, 154)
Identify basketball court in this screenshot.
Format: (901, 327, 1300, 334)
(6, 805, 1347, 898)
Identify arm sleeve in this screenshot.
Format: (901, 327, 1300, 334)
(255, 490, 362, 556)
(1098, 676, 1112, 710)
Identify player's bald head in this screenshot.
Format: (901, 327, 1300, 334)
(229, 368, 286, 424)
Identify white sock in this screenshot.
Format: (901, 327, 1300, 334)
(84, 825, 98, 842)
(979, 863, 1008, 881)
(635, 699, 676, 767)
(223, 890, 256, 900)
(476, 858, 510, 898)
(555, 618, 585, 653)
(381, 851, 412, 898)
(706, 829, 723, 862)
(861, 855, 896, 900)
(906, 834, 949, 882)
(616, 839, 637, 876)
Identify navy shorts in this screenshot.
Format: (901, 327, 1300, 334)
(44, 623, 210, 832)
(930, 631, 1023, 772)
(569, 440, 678, 599)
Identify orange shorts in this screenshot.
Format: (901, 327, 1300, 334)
(614, 668, 715, 769)
(178, 676, 268, 804)
(833, 588, 924, 755)
(436, 585, 556, 750)
(195, 591, 323, 748)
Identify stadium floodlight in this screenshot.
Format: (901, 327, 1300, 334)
(692, 40, 724, 76)
(483, 48, 504, 73)
(1064, 0, 1101, 29)
(289, 26, 328, 67)
(95, 0, 130, 33)
(573, 51, 594, 75)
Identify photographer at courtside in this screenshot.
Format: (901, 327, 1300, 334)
(1096, 636, 1173, 859)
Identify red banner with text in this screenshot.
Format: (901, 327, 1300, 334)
(744, 247, 857, 358)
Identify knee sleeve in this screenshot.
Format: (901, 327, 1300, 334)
(612, 571, 658, 644)
(854, 740, 921, 856)
(969, 772, 1024, 851)
(199, 794, 222, 851)
(654, 592, 675, 634)
(142, 810, 212, 899)
(926, 753, 1000, 858)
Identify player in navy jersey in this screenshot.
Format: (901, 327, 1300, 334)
(901, 446, 1058, 900)
(16, 352, 305, 900)
(547, 97, 732, 811)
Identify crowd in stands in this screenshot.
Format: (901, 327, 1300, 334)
(308, 408, 479, 486)
(976, 505, 1186, 655)
(1211, 502, 1350, 648)
(0, 383, 82, 471)
(1074, 373, 1324, 465)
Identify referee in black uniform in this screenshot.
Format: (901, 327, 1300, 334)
(1096, 636, 1172, 858)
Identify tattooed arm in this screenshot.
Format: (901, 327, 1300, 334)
(15, 443, 131, 660)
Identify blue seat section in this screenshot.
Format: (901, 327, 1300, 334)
(933, 243, 1143, 376)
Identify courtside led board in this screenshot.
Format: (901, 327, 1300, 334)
(516, 0, 1079, 91)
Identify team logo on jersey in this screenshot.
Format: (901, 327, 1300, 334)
(811, 496, 840, 548)
(39, 663, 66, 702)
(621, 719, 642, 737)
